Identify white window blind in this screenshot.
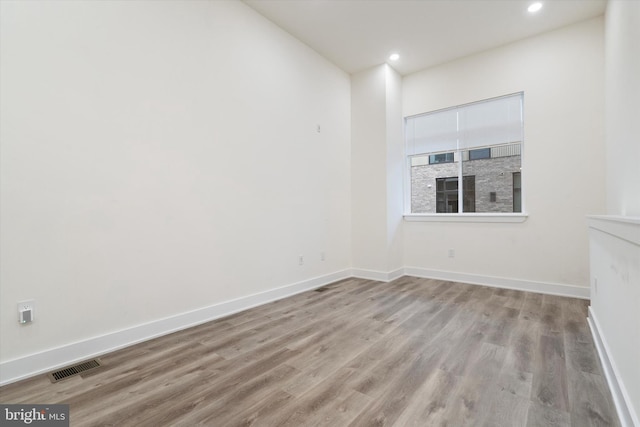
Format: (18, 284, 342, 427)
(405, 108, 458, 155)
(405, 93, 523, 155)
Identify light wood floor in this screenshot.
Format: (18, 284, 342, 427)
(0, 277, 620, 426)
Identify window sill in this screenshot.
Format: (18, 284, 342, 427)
(403, 213, 529, 223)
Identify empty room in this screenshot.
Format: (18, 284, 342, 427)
(1, 0, 638, 426)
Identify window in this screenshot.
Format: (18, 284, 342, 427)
(429, 152, 454, 164)
(469, 148, 491, 160)
(513, 172, 522, 213)
(436, 176, 475, 213)
(405, 93, 523, 215)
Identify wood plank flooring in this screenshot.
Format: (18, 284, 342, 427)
(0, 277, 620, 426)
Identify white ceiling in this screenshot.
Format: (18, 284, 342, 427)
(243, 0, 607, 76)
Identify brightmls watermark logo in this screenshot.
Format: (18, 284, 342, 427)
(1, 405, 69, 426)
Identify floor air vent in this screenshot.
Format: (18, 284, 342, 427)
(48, 359, 102, 383)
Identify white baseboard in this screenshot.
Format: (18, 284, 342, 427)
(351, 268, 404, 282)
(588, 307, 639, 427)
(0, 269, 352, 387)
(0, 266, 590, 386)
(404, 267, 590, 299)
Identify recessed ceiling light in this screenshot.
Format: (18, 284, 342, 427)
(389, 53, 400, 61)
(528, 2, 543, 13)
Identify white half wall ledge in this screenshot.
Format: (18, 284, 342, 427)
(587, 215, 640, 245)
(587, 214, 640, 427)
(0, 269, 352, 386)
(589, 307, 639, 427)
(404, 267, 590, 299)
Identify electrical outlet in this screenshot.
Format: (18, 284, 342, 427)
(18, 300, 35, 324)
(298, 255, 304, 266)
(448, 249, 455, 258)
(594, 278, 598, 294)
(321, 252, 325, 261)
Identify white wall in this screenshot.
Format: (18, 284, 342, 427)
(605, 1, 640, 216)
(351, 66, 388, 272)
(351, 64, 403, 277)
(402, 17, 605, 290)
(587, 2, 640, 425)
(0, 0, 351, 368)
(385, 67, 405, 272)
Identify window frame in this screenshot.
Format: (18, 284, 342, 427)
(403, 93, 528, 223)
